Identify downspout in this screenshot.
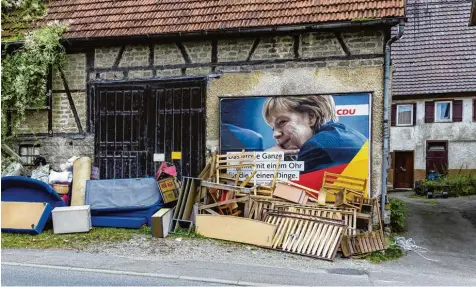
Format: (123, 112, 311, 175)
(381, 21, 405, 218)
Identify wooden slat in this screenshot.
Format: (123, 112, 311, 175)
(196, 215, 276, 247)
(198, 196, 249, 210)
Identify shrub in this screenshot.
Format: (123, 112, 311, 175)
(420, 173, 476, 197)
(390, 198, 407, 233)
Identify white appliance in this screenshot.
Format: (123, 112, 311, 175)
(52, 205, 92, 234)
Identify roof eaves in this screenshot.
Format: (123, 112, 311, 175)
(62, 17, 405, 43)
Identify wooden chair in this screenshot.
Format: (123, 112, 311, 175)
(319, 172, 368, 210)
(214, 150, 256, 184)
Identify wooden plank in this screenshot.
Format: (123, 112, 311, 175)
(379, 230, 388, 248)
(365, 234, 373, 252)
(182, 179, 198, 220)
(196, 215, 276, 247)
(270, 159, 280, 190)
(272, 217, 289, 248)
(292, 215, 310, 252)
(348, 237, 355, 255)
(177, 178, 191, 220)
(327, 227, 343, 259)
(284, 218, 301, 251)
(204, 209, 219, 215)
(306, 223, 323, 254)
(298, 221, 317, 254)
(310, 224, 329, 255)
(198, 196, 249, 210)
(340, 235, 351, 257)
(240, 169, 257, 187)
(276, 179, 320, 196)
(201, 181, 256, 194)
(316, 225, 335, 256)
(294, 220, 311, 253)
(355, 237, 362, 253)
(273, 183, 308, 204)
(1, 202, 50, 230)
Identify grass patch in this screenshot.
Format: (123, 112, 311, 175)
(426, 199, 438, 205)
(364, 235, 404, 263)
(167, 226, 206, 240)
(2, 226, 150, 249)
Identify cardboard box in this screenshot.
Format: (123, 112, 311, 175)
(151, 208, 174, 238)
(157, 178, 180, 203)
(52, 205, 91, 234)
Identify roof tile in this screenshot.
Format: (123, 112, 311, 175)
(392, 0, 476, 96)
(2, 0, 404, 39)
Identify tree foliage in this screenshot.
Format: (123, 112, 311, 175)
(1, 23, 67, 143)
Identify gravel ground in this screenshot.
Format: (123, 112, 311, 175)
(81, 234, 372, 272)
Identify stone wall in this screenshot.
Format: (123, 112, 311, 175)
(12, 134, 95, 171)
(15, 29, 387, 195)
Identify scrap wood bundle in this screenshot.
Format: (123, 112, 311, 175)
(194, 150, 387, 261)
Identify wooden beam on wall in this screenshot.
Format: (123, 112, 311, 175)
(112, 45, 126, 68)
(211, 39, 218, 72)
(92, 53, 382, 73)
(293, 35, 300, 59)
(335, 33, 351, 56)
(59, 68, 84, 134)
(176, 42, 192, 64)
(246, 38, 261, 61)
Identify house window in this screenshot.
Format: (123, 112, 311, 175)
(19, 144, 40, 165)
(435, 101, 452, 122)
(396, 104, 413, 126)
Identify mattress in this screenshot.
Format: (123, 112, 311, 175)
(91, 216, 147, 229)
(85, 177, 162, 212)
(90, 204, 163, 226)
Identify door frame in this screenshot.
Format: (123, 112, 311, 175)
(392, 150, 415, 189)
(426, 140, 448, 175)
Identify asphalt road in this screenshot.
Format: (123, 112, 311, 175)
(3, 193, 476, 286)
(1, 265, 221, 286)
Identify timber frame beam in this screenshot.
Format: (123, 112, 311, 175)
(59, 68, 84, 134)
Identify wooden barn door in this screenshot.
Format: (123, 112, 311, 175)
(91, 79, 206, 179)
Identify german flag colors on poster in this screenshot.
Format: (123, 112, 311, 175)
(219, 93, 371, 197)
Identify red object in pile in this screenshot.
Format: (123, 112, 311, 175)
(61, 194, 69, 204)
(155, 162, 177, 180)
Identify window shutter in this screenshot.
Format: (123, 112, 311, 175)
(425, 101, 434, 123)
(453, 100, 463, 122)
(391, 104, 397, 126)
(413, 103, 417, 126)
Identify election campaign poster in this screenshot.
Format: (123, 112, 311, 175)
(219, 93, 371, 195)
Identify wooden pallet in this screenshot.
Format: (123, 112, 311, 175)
(264, 211, 347, 261)
(340, 230, 387, 257)
(269, 204, 357, 236)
